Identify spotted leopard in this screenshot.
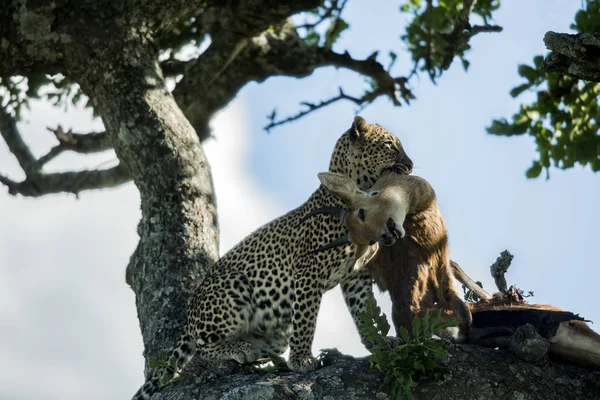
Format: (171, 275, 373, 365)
(132, 116, 413, 399)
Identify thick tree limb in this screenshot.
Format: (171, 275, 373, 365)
(0, 106, 37, 175)
(0, 164, 130, 197)
(173, 19, 415, 139)
(542, 31, 600, 82)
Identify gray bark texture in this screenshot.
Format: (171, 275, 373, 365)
(542, 31, 600, 82)
(152, 346, 600, 400)
(1, 1, 599, 399)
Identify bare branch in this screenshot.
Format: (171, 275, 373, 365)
(260, 45, 416, 131)
(0, 164, 131, 197)
(37, 127, 111, 167)
(264, 85, 398, 131)
(450, 260, 492, 300)
(489, 250, 514, 293)
(0, 106, 37, 175)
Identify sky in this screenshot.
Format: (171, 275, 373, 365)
(0, 1, 597, 399)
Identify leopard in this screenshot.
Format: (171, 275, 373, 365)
(131, 116, 413, 400)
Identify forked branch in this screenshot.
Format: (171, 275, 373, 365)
(0, 105, 129, 197)
(37, 127, 112, 167)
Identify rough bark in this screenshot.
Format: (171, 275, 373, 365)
(153, 346, 600, 400)
(542, 31, 600, 82)
(64, 37, 221, 367)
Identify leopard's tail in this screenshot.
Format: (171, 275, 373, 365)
(131, 332, 197, 400)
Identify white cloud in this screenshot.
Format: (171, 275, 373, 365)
(204, 102, 286, 254)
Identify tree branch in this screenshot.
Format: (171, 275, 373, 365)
(450, 260, 492, 300)
(0, 106, 37, 175)
(542, 31, 600, 82)
(0, 103, 127, 196)
(440, 0, 503, 71)
(37, 127, 111, 167)
(0, 164, 130, 197)
(173, 17, 416, 137)
(490, 249, 514, 292)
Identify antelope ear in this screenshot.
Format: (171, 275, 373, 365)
(318, 172, 362, 204)
(349, 115, 370, 141)
(350, 243, 380, 271)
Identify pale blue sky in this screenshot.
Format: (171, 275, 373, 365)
(0, 1, 597, 399)
(244, 0, 598, 319)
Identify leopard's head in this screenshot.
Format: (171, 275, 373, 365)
(329, 116, 412, 190)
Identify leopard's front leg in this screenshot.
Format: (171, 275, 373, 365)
(341, 270, 399, 349)
(287, 265, 323, 372)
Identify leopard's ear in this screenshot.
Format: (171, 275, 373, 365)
(349, 115, 370, 142)
(318, 172, 363, 204)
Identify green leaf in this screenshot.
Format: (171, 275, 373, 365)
(509, 83, 532, 98)
(398, 326, 410, 343)
(517, 64, 539, 81)
(461, 58, 470, 71)
(487, 119, 512, 136)
(412, 315, 421, 338)
(526, 163, 543, 178)
(325, 18, 349, 49)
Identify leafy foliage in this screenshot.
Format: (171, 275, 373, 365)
(399, 0, 501, 81)
(488, 2, 600, 177)
(148, 352, 184, 387)
(358, 293, 458, 400)
(297, 0, 350, 48)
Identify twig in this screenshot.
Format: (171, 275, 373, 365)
(440, 0, 503, 71)
(264, 48, 415, 131)
(296, 0, 348, 31)
(265, 87, 380, 132)
(37, 126, 111, 167)
(450, 260, 492, 300)
(490, 250, 514, 293)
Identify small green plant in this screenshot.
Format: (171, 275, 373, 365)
(358, 294, 459, 400)
(148, 352, 184, 387)
(462, 280, 485, 303)
(247, 353, 291, 373)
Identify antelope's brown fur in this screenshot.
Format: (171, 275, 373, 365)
(317, 171, 472, 340)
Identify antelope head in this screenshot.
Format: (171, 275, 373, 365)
(300, 172, 408, 269)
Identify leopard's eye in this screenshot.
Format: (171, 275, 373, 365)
(358, 208, 366, 221)
(369, 191, 379, 197)
(384, 141, 395, 150)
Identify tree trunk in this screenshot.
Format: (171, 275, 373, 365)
(65, 33, 220, 369)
